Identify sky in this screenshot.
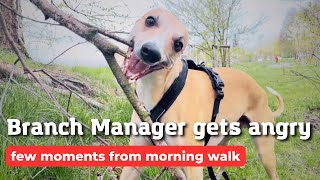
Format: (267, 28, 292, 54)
(21, 0, 301, 67)
(241, 0, 300, 50)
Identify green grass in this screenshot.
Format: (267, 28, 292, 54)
(0, 49, 319, 179)
(227, 60, 320, 180)
(0, 50, 131, 179)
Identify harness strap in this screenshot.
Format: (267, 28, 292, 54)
(149, 59, 229, 180)
(150, 60, 188, 122)
(186, 60, 227, 180)
(186, 60, 224, 145)
(208, 167, 217, 180)
(222, 172, 230, 180)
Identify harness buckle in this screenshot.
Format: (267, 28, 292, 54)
(212, 74, 224, 88)
(200, 61, 206, 66)
(218, 80, 224, 87)
(216, 89, 224, 99)
(212, 73, 224, 99)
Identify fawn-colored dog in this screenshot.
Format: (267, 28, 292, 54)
(121, 8, 283, 180)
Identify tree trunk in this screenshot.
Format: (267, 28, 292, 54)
(227, 48, 231, 67)
(220, 48, 227, 67)
(0, 0, 26, 54)
(212, 46, 217, 67)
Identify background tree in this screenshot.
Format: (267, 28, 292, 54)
(279, 7, 297, 58)
(279, 0, 320, 61)
(0, 0, 26, 54)
(161, 0, 264, 67)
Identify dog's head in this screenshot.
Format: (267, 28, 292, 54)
(123, 8, 189, 81)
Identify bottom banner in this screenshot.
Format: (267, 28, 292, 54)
(6, 146, 245, 167)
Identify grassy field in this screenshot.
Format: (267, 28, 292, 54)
(0, 49, 319, 180)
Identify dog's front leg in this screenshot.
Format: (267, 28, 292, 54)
(120, 111, 153, 180)
(120, 133, 152, 180)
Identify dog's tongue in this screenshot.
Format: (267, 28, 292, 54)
(122, 51, 150, 80)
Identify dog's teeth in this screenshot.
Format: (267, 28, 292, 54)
(128, 79, 135, 83)
(131, 74, 139, 80)
(129, 78, 137, 83)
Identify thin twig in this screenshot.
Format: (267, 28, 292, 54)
(31, 167, 47, 179)
(64, 137, 69, 145)
(0, 132, 16, 145)
(109, 31, 129, 34)
(62, 0, 116, 23)
(246, 157, 259, 164)
(0, 1, 60, 26)
(66, 91, 72, 112)
(42, 41, 87, 68)
(290, 70, 320, 84)
(61, 1, 131, 50)
(313, 54, 320, 60)
(227, 171, 245, 180)
(11, 79, 54, 106)
(63, 0, 93, 18)
(0, 68, 20, 148)
(96, 28, 131, 47)
(0, 67, 18, 146)
(101, 168, 109, 178)
(38, 69, 103, 120)
(79, 133, 84, 144)
(134, 168, 153, 180)
(88, 167, 91, 180)
(0, 66, 14, 123)
(153, 167, 168, 180)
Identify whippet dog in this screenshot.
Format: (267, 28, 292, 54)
(121, 8, 283, 180)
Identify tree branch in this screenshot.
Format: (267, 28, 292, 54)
(28, 0, 144, 135)
(0, 8, 109, 146)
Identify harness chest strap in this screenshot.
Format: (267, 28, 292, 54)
(149, 59, 227, 180)
(150, 60, 188, 122)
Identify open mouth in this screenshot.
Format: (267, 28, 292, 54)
(122, 47, 165, 82)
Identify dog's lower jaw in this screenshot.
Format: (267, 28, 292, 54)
(136, 59, 183, 111)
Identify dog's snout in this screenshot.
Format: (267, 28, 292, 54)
(140, 43, 161, 64)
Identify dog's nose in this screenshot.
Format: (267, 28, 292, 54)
(140, 42, 161, 64)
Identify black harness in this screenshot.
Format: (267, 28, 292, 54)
(149, 59, 229, 180)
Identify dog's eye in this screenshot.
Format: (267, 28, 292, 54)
(174, 41, 183, 52)
(145, 16, 156, 27)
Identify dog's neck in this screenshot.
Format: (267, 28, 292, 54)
(136, 59, 183, 111)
